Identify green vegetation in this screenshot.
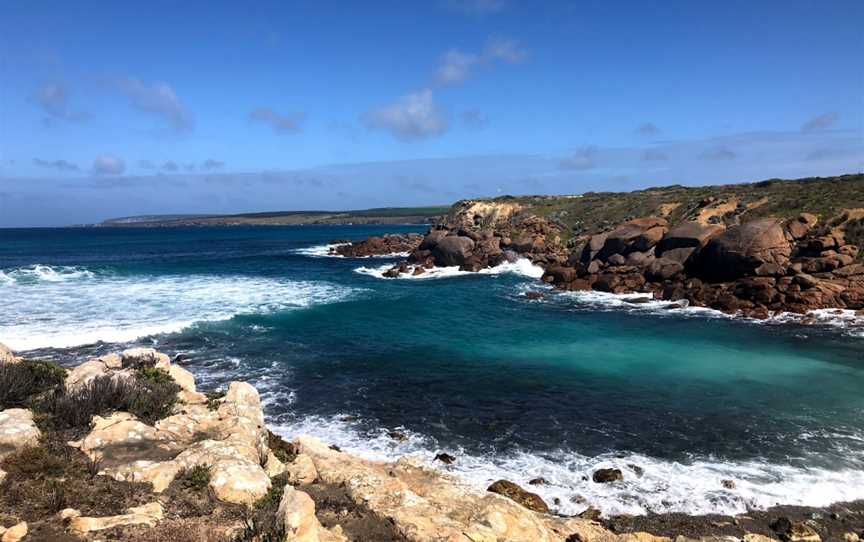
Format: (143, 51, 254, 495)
(205, 389, 227, 411)
(136, 366, 176, 386)
(0, 360, 66, 409)
(176, 464, 212, 492)
(233, 473, 290, 542)
(267, 430, 297, 464)
(49, 373, 180, 429)
(488, 174, 864, 237)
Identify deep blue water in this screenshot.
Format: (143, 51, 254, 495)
(1, 225, 863, 515)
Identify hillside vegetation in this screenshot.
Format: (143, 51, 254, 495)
(478, 174, 864, 241)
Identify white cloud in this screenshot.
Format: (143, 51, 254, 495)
(202, 159, 225, 171)
(92, 154, 126, 176)
(248, 108, 305, 133)
(801, 112, 838, 133)
(435, 38, 527, 86)
(33, 82, 87, 122)
(113, 78, 193, 131)
(363, 89, 450, 141)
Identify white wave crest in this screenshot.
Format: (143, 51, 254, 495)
(0, 266, 358, 350)
(293, 243, 350, 257)
(558, 290, 864, 337)
(0, 264, 95, 284)
(270, 413, 864, 517)
(354, 258, 545, 280)
(294, 243, 409, 259)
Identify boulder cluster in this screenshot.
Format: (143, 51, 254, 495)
(383, 215, 568, 277)
(541, 211, 864, 318)
(329, 233, 423, 257)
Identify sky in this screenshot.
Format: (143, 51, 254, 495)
(0, 0, 862, 227)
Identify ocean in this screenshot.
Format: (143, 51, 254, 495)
(2, 225, 863, 516)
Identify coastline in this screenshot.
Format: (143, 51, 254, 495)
(2, 344, 863, 542)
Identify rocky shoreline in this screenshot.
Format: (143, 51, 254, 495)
(341, 195, 864, 321)
(3, 342, 863, 541)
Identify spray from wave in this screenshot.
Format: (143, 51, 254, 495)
(354, 258, 545, 280)
(0, 264, 359, 351)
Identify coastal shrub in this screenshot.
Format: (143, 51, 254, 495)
(176, 464, 212, 492)
(267, 430, 298, 464)
(135, 366, 176, 386)
(48, 372, 180, 429)
(845, 218, 864, 260)
(0, 359, 66, 409)
(1, 446, 66, 480)
(205, 389, 227, 411)
(234, 474, 289, 542)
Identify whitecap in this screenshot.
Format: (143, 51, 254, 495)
(0, 266, 359, 351)
(355, 258, 544, 280)
(294, 243, 410, 259)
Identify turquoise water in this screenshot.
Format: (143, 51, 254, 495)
(1, 225, 863, 515)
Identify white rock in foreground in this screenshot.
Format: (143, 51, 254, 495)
(0, 408, 41, 458)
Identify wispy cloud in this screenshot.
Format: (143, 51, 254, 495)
(559, 146, 596, 170)
(462, 109, 489, 129)
(435, 38, 527, 86)
(202, 159, 225, 171)
(33, 82, 88, 123)
(112, 78, 193, 132)
(33, 158, 79, 171)
(701, 146, 736, 161)
(642, 149, 668, 161)
(92, 154, 125, 175)
(363, 89, 450, 141)
(161, 160, 179, 172)
(442, 0, 509, 15)
(248, 107, 306, 133)
(139, 159, 156, 170)
(801, 112, 838, 133)
(636, 122, 660, 137)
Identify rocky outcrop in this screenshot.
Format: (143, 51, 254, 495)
(293, 435, 616, 542)
(278, 485, 348, 542)
(0, 343, 19, 364)
(696, 218, 792, 281)
(69, 358, 275, 505)
(0, 409, 41, 459)
(0, 522, 27, 542)
(487, 479, 550, 513)
(331, 233, 423, 257)
(65, 502, 164, 534)
(542, 210, 864, 318)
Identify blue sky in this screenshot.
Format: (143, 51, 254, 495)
(0, 0, 862, 226)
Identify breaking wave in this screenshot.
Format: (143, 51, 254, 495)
(0, 264, 358, 351)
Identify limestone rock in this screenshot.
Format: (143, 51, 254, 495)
(0, 522, 27, 542)
(278, 486, 319, 541)
(294, 435, 615, 542)
(743, 535, 780, 542)
(0, 343, 19, 364)
(168, 364, 197, 393)
(287, 453, 319, 485)
(121, 347, 171, 369)
(68, 501, 163, 534)
(0, 408, 41, 458)
(487, 479, 549, 514)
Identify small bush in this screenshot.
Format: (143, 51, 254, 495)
(176, 464, 211, 492)
(135, 366, 175, 386)
(48, 374, 180, 429)
(0, 360, 66, 409)
(267, 430, 297, 464)
(1, 446, 66, 480)
(234, 474, 289, 542)
(205, 389, 227, 411)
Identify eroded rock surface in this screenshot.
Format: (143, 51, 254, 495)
(0, 409, 41, 458)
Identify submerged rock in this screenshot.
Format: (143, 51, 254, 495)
(434, 452, 456, 464)
(592, 468, 624, 483)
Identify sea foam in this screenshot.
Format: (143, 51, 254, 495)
(354, 258, 545, 280)
(269, 412, 864, 517)
(0, 264, 358, 351)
